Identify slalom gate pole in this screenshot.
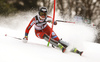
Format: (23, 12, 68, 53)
(47, 0, 56, 46)
(56, 20, 75, 24)
(5, 34, 22, 40)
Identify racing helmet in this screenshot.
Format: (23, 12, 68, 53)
(39, 7, 47, 17)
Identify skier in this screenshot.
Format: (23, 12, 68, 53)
(23, 7, 83, 55)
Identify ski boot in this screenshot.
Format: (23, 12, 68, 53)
(71, 48, 83, 56)
(62, 47, 66, 53)
(43, 34, 66, 53)
(58, 39, 69, 53)
(58, 44, 66, 53)
(58, 39, 69, 48)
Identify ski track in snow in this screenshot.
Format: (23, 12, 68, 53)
(0, 12, 100, 62)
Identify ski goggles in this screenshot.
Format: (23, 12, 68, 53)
(39, 12, 47, 16)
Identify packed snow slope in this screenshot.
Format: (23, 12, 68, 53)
(0, 11, 100, 62)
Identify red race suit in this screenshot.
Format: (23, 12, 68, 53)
(25, 15, 59, 41)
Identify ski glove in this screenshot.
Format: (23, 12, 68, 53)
(47, 20, 57, 25)
(23, 36, 28, 43)
(54, 21, 57, 25)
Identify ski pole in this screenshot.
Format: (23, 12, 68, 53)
(56, 20, 75, 24)
(5, 34, 22, 40)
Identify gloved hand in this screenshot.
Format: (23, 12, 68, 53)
(54, 21, 57, 25)
(23, 36, 28, 43)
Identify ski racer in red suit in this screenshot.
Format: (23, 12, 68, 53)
(23, 7, 83, 55)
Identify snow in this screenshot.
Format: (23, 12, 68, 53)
(0, 12, 100, 62)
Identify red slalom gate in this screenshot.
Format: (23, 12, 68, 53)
(47, 0, 56, 46)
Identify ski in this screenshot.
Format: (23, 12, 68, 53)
(71, 48, 83, 56)
(5, 34, 22, 40)
(5, 34, 83, 56)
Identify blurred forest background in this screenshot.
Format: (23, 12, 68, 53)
(0, 0, 100, 43)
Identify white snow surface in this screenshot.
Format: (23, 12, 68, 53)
(0, 11, 100, 62)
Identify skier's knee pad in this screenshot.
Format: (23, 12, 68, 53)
(53, 37, 59, 42)
(51, 32, 59, 41)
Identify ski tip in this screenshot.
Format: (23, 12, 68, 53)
(5, 34, 7, 36)
(62, 47, 66, 53)
(80, 51, 83, 56)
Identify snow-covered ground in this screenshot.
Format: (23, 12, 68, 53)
(0, 11, 100, 62)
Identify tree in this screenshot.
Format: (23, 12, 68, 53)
(0, 0, 17, 15)
(56, 0, 100, 21)
(12, 0, 39, 11)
